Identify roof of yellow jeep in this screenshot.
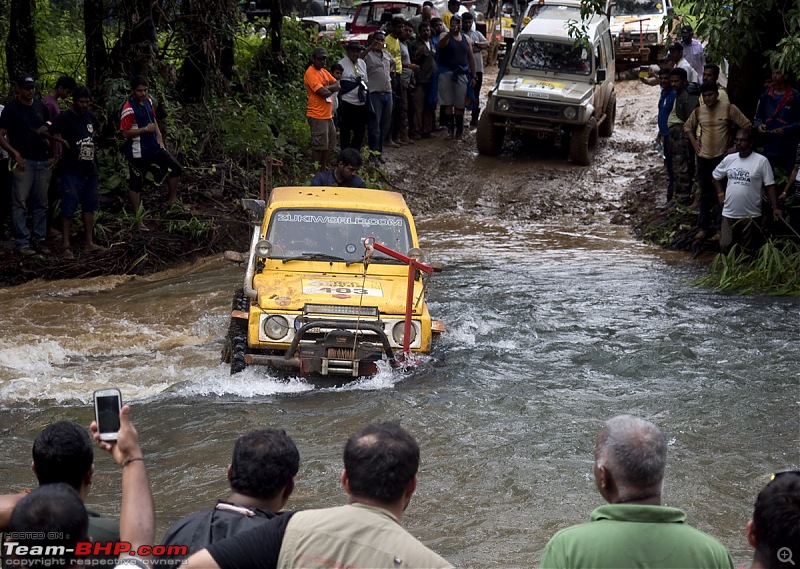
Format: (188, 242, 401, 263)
(268, 187, 412, 216)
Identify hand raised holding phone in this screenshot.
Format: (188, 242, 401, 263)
(94, 388, 121, 441)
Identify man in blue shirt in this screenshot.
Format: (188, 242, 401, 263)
(311, 148, 367, 188)
(754, 68, 800, 172)
(656, 67, 677, 209)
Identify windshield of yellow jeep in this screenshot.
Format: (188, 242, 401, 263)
(266, 209, 413, 263)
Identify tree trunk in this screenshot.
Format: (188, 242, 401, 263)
(6, 0, 37, 83)
(84, 0, 110, 97)
(110, 0, 159, 79)
(177, 0, 238, 102)
(271, 0, 284, 53)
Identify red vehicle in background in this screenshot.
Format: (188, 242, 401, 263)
(345, 0, 427, 42)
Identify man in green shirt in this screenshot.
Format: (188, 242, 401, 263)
(540, 415, 734, 569)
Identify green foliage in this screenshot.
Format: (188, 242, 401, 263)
(96, 147, 129, 197)
(166, 216, 215, 238)
(5, 1, 351, 221)
(674, 0, 799, 72)
(34, 1, 86, 87)
(695, 240, 800, 295)
(121, 204, 149, 229)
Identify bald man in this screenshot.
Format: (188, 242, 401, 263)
(540, 415, 733, 569)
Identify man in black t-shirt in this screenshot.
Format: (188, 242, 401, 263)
(158, 429, 299, 566)
(46, 86, 106, 259)
(0, 75, 54, 256)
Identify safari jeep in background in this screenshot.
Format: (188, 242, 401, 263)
(477, 4, 616, 165)
(609, 0, 671, 67)
(222, 187, 442, 378)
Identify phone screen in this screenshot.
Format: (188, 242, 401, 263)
(96, 395, 121, 434)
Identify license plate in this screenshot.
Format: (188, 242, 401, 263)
(526, 92, 550, 99)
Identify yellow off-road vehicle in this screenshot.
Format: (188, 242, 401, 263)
(222, 186, 442, 378)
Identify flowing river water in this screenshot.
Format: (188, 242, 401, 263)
(0, 213, 798, 567)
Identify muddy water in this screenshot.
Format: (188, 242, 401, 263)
(0, 214, 797, 568)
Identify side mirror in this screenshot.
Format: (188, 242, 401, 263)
(596, 68, 607, 83)
(241, 199, 266, 223)
(345, 21, 351, 30)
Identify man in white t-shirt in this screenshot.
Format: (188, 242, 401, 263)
(712, 126, 781, 254)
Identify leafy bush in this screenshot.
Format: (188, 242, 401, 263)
(696, 240, 800, 295)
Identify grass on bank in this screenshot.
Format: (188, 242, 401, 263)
(695, 240, 800, 295)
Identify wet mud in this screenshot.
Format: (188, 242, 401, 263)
(383, 74, 668, 229)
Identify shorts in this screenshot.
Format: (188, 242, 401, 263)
(437, 72, 468, 109)
(307, 117, 336, 151)
(127, 148, 183, 194)
(60, 172, 99, 217)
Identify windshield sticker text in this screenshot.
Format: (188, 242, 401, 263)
(276, 213, 403, 227)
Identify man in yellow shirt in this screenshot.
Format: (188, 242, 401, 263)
(684, 81, 751, 238)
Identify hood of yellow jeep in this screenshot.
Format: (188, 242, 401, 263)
(254, 272, 425, 315)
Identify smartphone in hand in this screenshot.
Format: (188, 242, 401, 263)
(93, 388, 122, 441)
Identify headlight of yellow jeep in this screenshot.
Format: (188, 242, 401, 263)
(263, 315, 290, 340)
(646, 33, 657, 43)
(496, 98, 510, 112)
(563, 107, 578, 120)
(392, 321, 417, 345)
(255, 240, 272, 257)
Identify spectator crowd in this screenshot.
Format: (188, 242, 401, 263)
(646, 26, 800, 255)
(0, 412, 797, 569)
(0, 74, 187, 259)
(303, 0, 487, 173)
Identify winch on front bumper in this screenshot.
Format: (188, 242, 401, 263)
(244, 319, 396, 377)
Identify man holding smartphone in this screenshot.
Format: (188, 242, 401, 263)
(3, 405, 154, 568)
(0, 420, 121, 548)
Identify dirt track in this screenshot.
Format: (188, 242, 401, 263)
(381, 75, 668, 227)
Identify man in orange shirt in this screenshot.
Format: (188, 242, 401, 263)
(304, 48, 341, 171)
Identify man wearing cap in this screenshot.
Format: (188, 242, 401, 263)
(304, 47, 341, 171)
(338, 41, 369, 150)
(680, 25, 705, 81)
(0, 75, 54, 257)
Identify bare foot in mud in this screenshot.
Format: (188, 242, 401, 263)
(85, 243, 108, 253)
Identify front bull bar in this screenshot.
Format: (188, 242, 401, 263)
(244, 320, 397, 374)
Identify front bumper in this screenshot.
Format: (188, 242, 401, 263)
(245, 320, 396, 377)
